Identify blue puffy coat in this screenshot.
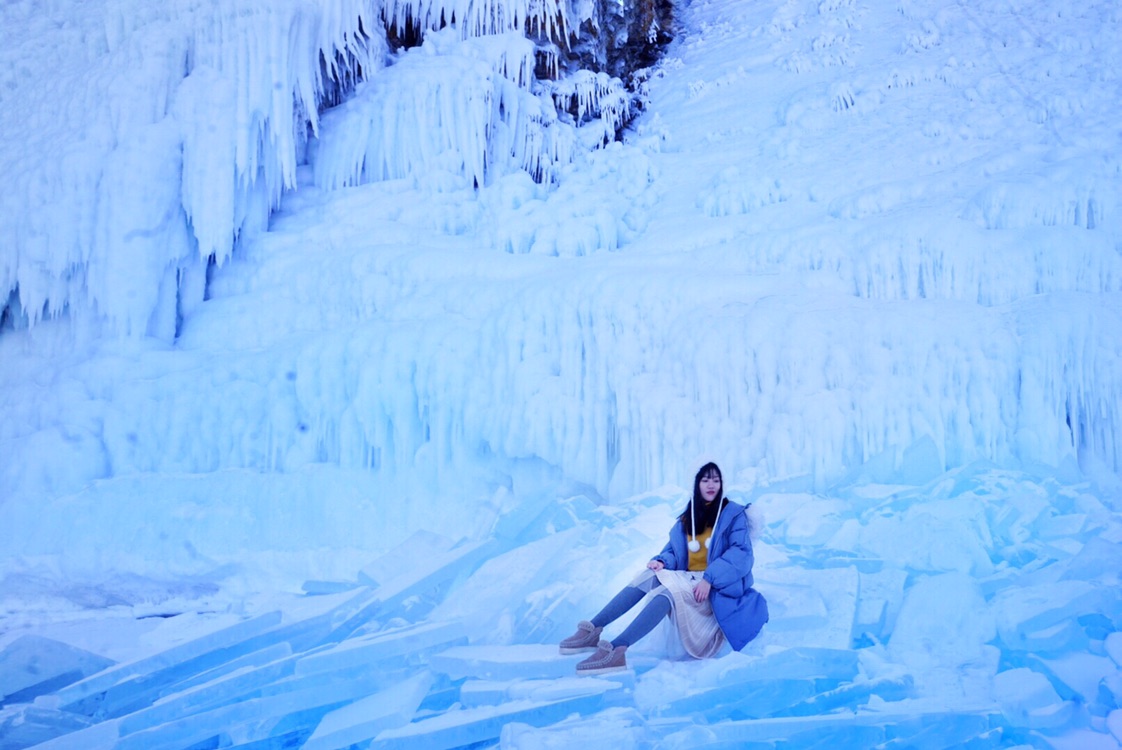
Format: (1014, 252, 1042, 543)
(651, 500, 769, 650)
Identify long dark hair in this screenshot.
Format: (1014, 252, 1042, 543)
(677, 462, 728, 533)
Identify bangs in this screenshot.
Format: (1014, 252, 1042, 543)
(698, 464, 722, 481)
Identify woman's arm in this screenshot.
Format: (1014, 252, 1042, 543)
(703, 508, 753, 590)
(651, 521, 682, 570)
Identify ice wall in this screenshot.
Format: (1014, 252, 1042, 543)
(2, 0, 1121, 510)
(0, 0, 386, 338)
(0, 0, 630, 339)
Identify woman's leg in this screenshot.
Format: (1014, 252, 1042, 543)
(589, 570, 660, 628)
(589, 586, 645, 628)
(611, 592, 671, 648)
(562, 570, 661, 655)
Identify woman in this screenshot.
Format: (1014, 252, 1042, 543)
(559, 462, 768, 674)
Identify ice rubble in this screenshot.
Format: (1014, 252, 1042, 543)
(1, 466, 1120, 749)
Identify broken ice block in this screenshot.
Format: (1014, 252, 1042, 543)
(368, 691, 616, 750)
(491, 490, 558, 543)
(116, 646, 297, 735)
(302, 672, 432, 750)
(753, 566, 858, 650)
(654, 677, 819, 719)
(500, 707, 649, 749)
(295, 620, 465, 677)
(51, 611, 282, 713)
(1027, 652, 1118, 705)
(660, 707, 995, 749)
(301, 580, 361, 596)
(992, 581, 1105, 652)
(358, 530, 457, 587)
(360, 538, 500, 617)
(993, 667, 1073, 729)
(775, 675, 913, 717)
(430, 644, 583, 681)
(0, 705, 95, 748)
(459, 675, 627, 708)
(853, 568, 907, 646)
(112, 667, 385, 750)
(8, 715, 122, 750)
(635, 647, 859, 718)
(0, 635, 114, 706)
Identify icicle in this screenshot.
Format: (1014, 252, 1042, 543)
(1, 0, 384, 337)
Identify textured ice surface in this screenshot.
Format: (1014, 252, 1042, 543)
(2, 0, 1122, 746)
(368, 691, 619, 750)
(51, 611, 283, 713)
(303, 672, 433, 750)
(0, 705, 94, 750)
(0, 636, 113, 705)
(430, 645, 584, 681)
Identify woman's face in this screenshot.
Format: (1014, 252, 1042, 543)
(699, 470, 721, 503)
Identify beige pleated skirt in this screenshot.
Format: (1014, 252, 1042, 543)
(630, 568, 726, 659)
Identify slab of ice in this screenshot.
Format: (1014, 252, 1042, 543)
(280, 587, 384, 651)
(295, 620, 465, 677)
(302, 672, 433, 750)
(51, 612, 282, 713)
(112, 667, 385, 750)
(994, 667, 1073, 730)
(1109, 709, 1122, 744)
(107, 587, 382, 720)
(634, 647, 859, 717)
(658, 708, 996, 749)
(11, 715, 121, 750)
(116, 647, 297, 735)
(499, 707, 650, 749)
(858, 498, 995, 577)
(361, 538, 500, 615)
(1028, 652, 1119, 705)
(652, 677, 820, 719)
(775, 675, 914, 717)
(853, 568, 908, 645)
(490, 485, 565, 544)
(368, 691, 617, 750)
(358, 530, 457, 587)
(1060, 537, 1122, 586)
(753, 566, 858, 649)
(888, 572, 994, 671)
(0, 705, 94, 749)
(430, 644, 587, 681)
(992, 581, 1105, 652)
(459, 675, 626, 708)
(46, 590, 384, 735)
(301, 581, 361, 596)
(429, 526, 582, 645)
(149, 642, 293, 698)
(0, 635, 114, 705)
(778, 497, 850, 547)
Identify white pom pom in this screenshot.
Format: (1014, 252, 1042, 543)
(688, 539, 701, 553)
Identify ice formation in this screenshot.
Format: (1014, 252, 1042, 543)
(0, 0, 626, 338)
(1, 0, 1122, 747)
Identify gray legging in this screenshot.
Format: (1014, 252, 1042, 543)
(589, 571, 673, 648)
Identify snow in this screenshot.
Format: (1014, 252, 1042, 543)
(2, 0, 1122, 747)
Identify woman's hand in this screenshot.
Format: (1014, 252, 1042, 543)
(693, 578, 711, 603)
(647, 560, 665, 571)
